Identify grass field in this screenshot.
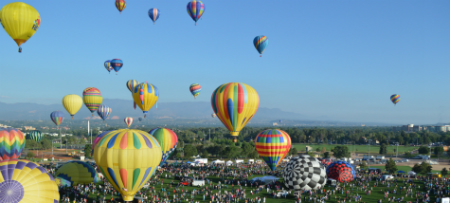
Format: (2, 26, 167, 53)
(293, 144, 417, 155)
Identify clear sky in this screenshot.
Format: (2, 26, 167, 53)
(0, 0, 449, 125)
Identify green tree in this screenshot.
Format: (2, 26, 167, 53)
(379, 144, 387, 155)
(421, 162, 432, 174)
(412, 163, 422, 174)
(25, 139, 37, 149)
(442, 168, 448, 177)
(331, 146, 350, 158)
(183, 144, 198, 158)
(434, 147, 444, 157)
(315, 147, 321, 152)
(26, 152, 35, 159)
(385, 158, 397, 174)
(321, 147, 327, 153)
(290, 147, 298, 156)
(418, 146, 430, 154)
(359, 161, 368, 169)
(41, 139, 51, 150)
(178, 140, 185, 149)
(323, 152, 330, 158)
(84, 144, 92, 158)
(241, 142, 254, 157)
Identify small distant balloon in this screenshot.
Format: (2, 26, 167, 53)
(390, 94, 400, 105)
(189, 83, 201, 99)
(110, 58, 123, 74)
(211, 113, 216, 118)
(104, 60, 112, 74)
(124, 117, 133, 128)
(50, 111, 65, 127)
(148, 8, 160, 24)
(115, 0, 126, 13)
(97, 105, 112, 122)
(187, 0, 205, 25)
(138, 117, 143, 122)
(253, 35, 269, 57)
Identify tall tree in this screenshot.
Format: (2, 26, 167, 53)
(418, 146, 430, 155)
(442, 168, 448, 177)
(379, 144, 387, 155)
(84, 144, 92, 158)
(331, 146, 350, 158)
(183, 144, 198, 158)
(385, 158, 397, 174)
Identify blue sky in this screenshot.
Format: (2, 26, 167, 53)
(0, 0, 449, 124)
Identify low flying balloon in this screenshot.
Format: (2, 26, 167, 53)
(0, 128, 25, 160)
(390, 94, 400, 106)
(50, 111, 65, 127)
(55, 161, 99, 187)
(187, 0, 205, 25)
(28, 130, 43, 143)
(284, 155, 326, 191)
(138, 117, 143, 122)
(62, 94, 83, 119)
(253, 35, 269, 57)
(148, 8, 160, 24)
(93, 129, 162, 201)
(189, 83, 201, 99)
(83, 87, 103, 116)
(255, 129, 292, 171)
(148, 128, 178, 166)
(0, 2, 40, 53)
(110, 58, 123, 74)
(132, 82, 159, 118)
(0, 160, 59, 202)
(124, 117, 133, 128)
(97, 105, 112, 122)
(104, 60, 113, 74)
(211, 82, 259, 142)
(115, 0, 126, 13)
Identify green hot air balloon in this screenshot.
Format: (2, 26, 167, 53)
(28, 130, 43, 143)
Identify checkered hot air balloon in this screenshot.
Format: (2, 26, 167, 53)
(255, 129, 291, 171)
(284, 155, 327, 191)
(326, 161, 356, 182)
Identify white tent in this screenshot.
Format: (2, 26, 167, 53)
(212, 160, 225, 164)
(251, 176, 279, 183)
(235, 159, 244, 164)
(407, 171, 417, 176)
(226, 160, 233, 166)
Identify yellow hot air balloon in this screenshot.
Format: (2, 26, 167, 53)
(132, 82, 159, 118)
(211, 82, 259, 142)
(0, 2, 40, 53)
(94, 129, 162, 202)
(62, 94, 83, 119)
(82, 87, 103, 116)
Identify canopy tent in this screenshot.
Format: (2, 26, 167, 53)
(251, 176, 279, 183)
(212, 160, 225, 164)
(397, 171, 405, 174)
(407, 171, 417, 176)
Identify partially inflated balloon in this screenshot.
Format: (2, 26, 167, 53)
(93, 129, 162, 201)
(124, 117, 133, 128)
(390, 94, 400, 105)
(50, 111, 65, 127)
(110, 58, 123, 73)
(148, 8, 160, 24)
(0, 2, 40, 53)
(104, 60, 112, 74)
(62, 94, 83, 119)
(132, 82, 159, 118)
(55, 161, 99, 187)
(187, 0, 205, 25)
(0, 159, 59, 202)
(255, 129, 291, 171)
(254, 35, 269, 57)
(0, 128, 25, 160)
(97, 105, 112, 122)
(189, 83, 201, 99)
(148, 128, 178, 166)
(28, 130, 43, 143)
(115, 0, 126, 13)
(83, 87, 103, 116)
(211, 82, 259, 142)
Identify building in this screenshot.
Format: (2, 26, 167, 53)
(272, 122, 279, 126)
(23, 126, 36, 131)
(393, 124, 424, 132)
(435, 125, 450, 132)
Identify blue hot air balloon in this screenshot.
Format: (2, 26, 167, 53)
(253, 35, 269, 57)
(148, 8, 160, 24)
(110, 58, 123, 74)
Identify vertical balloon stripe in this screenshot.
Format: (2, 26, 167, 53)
(232, 85, 239, 131)
(141, 133, 152, 148)
(120, 133, 128, 149)
(132, 168, 140, 189)
(107, 133, 119, 148)
(119, 169, 127, 189)
(227, 99, 234, 128)
(237, 84, 244, 114)
(222, 84, 230, 120)
(138, 167, 152, 188)
(107, 167, 120, 187)
(132, 133, 141, 149)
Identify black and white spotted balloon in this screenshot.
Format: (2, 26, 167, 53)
(283, 155, 327, 191)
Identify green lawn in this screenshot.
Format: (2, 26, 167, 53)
(293, 143, 417, 155)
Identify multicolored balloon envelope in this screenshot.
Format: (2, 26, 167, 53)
(0, 128, 25, 160)
(254, 35, 269, 57)
(211, 82, 259, 142)
(326, 161, 356, 182)
(132, 82, 159, 118)
(62, 94, 83, 119)
(148, 128, 178, 166)
(92, 131, 112, 155)
(115, 0, 126, 13)
(187, 0, 205, 25)
(148, 8, 160, 24)
(0, 159, 59, 202)
(124, 117, 133, 128)
(104, 60, 112, 73)
(110, 58, 123, 73)
(255, 129, 291, 171)
(390, 94, 400, 105)
(55, 161, 99, 187)
(126, 80, 139, 92)
(97, 105, 112, 122)
(28, 130, 43, 143)
(0, 2, 41, 53)
(83, 87, 103, 116)
(189, 83, 201, 99)
(50, 111, 65, 127)
(93, 129, 162, 201)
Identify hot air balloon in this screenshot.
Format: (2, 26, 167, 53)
(284, 155, 326, 190)
(93, 129, 162, 202)
(211, 82, 259, 142)
(115, 0, 126, 13)
(189, 83, 201, 99)
(110, 58, 123, 74)
(124, 117, 133, 128)
(132, 82, 159, 118)
(104, 60, 112, 74)
(55, 161, 99, 187)
(92, 131, 112, 155)
(0, 128, 25, 160)
(187, 0, 205, 25)
(255, 129, 291, 171)
(50, 111, 65, 127)
(0, 159, 59, 202)
(211, 113, 216, 118)
(326, 161, 356, 182)
(253, 35, 268, 57)
(390, 94, 400, 105)
(148, 8, 160, 24)
(0, 2, 40, 53)
(126, 80, 139, 92)
(97, 105, 112, 122)
(148, 128, 178, 166)
(83, 87, 103, 116)
(62, 94, 83, 119)
(138, 117, 143, 122)
(28, 130, 43, 143)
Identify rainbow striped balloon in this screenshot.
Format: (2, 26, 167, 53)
(187, 0, 205, 25)
(255, 129, 292, 171)
(390, 94, 400, 105)
(254, 35, 269, 57)
(189, 83, 201, 99)
(93, 129, 162, 201)
(211, 82, 259, 142)
(83, 87, 103, 116)
(148, 128, 178, 166)
(0, 128, 25, 160)
(50, 111, 65, 127)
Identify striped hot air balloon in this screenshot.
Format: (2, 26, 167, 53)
(0, 128, 25, 160)
(104, 60, 112, 73)
(132, 82, 159, 118)
(28, 130, 43, 143)
(187, 0, 205, 25)
(124, 117, 133, 128)
(254, 35, 269, 57)
(390, 94, 400, 105)
(97, 105, 112, 122)
(110, 58, 123, 74)
(115, 0, 126, 13)
(83, 87, 103, 116)
(255, 129, 291, 171)
(148, 128, 178, 166)
(189, 83, 201, 99)
(50, 111, 65, 128)
(148, 8, 160, 24)
(55, 161, 100, 187)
